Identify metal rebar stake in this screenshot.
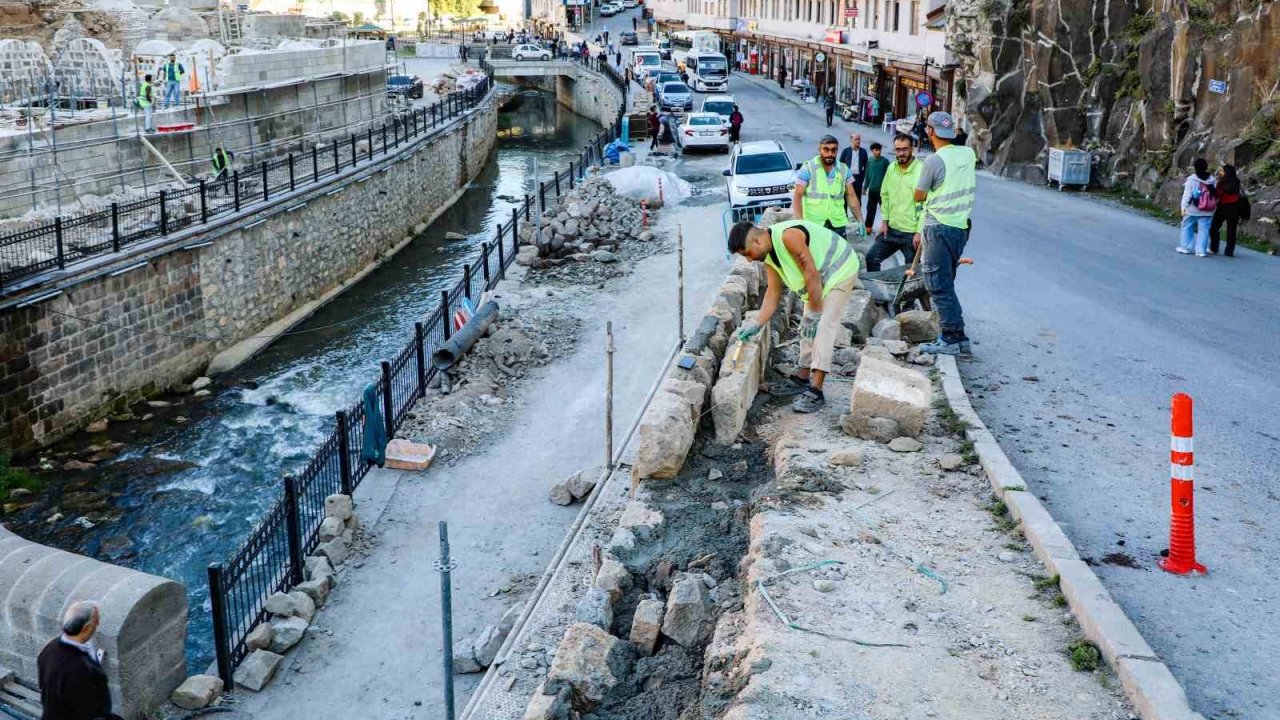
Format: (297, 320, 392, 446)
(435, 521, 458, 720)
(606, 321, 615, 469)
(678, 225, 685, 344)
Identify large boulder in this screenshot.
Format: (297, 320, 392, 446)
(661, 573, 716, 647)
(848, 356, 932, 437)
(544, 623, 635, 712)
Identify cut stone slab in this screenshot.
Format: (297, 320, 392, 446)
(575, 587, 614, 632)
(888, 437, 924, 453)
(544, 623, 635, 711)
(618, 501, 663, 542)
(324, 494, 353, 521)
(848, 355, 932, 437)
(523, 684, 573, 720)
(384, 438, 437, 471)
(315, 536, 349, 566)
(264, 591, 313, 620)
(629, 597, 665, 656)
(711, 310, 771, 444)
(269, 616, 308, 653)
(841, 289, 876, 340)
(662, 573, 716, 647)
(294, 577, 331, 608)
(318, 516, 344, 543)
(474, 623, 508, 668)
(661, 377, 707, 420)
(595, 557, 632, 602)
(244, 622, 273, 652)
(234, 650, 284, 691)
(897, 309, 941, 343)
(841, 414, 901, 443)
(871, 317, 901, 340)
(633, 391, 695, 480)
(171, 674, 223, 710)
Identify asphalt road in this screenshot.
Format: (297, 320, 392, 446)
(712, 75, 1278, 719)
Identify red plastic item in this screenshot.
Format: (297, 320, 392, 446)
(1159, 393, 1207, 575)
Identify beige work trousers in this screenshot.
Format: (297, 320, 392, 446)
(798, 277, 856, 374)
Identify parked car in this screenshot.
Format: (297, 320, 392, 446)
(513, 43, 552, 60)
(600, 2, 621, 15)
(723, 140, 796, 209)
(657, 81, 693, 113)
(620, 31, 638, 45)
(656, 70, 682, 87)
(675, 112, 730, 153)
(623, 0, 640, 7)
(700, 94, 736, 125)
(386, 74, 424, 99)
(657, 37, 672, 59)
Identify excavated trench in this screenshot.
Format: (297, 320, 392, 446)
(585, 405, 776, 720)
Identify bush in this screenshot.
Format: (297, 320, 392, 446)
(1069, 639, 1102, 671)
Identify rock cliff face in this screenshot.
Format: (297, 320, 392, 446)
(948, 0, 1280, 245)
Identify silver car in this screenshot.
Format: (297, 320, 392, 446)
(658, 82, 693, 113)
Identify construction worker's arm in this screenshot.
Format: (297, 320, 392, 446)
(790, 182, 805, 219)
(754, 263, 783, 327)
(845, 181, 862, 224)
(782, 228, 823, 313)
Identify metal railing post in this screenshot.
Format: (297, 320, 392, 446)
(199, 180, 208, 224)
(334, 141, 340, 174)
(207, 563, 234, 690)
(497, 228, 506, 279)
(110, 203, 120, 252)
(336, 410, 353, 496)
(380, 361, 395, 439)
(261, 162, 269, 201)
(437, 521, 457, 720)
(158, 191, 168, 235)
(54, 217, 65, 269)
(233, 170, 241, 212)
(351, 134, 357, 166)
(441, 290, 452, 342)
(463, 263, 472, 299)
(481, 242, 491, 285)
(569, 160, 575, 188)
(283, 475, 304, 585)
(511, 207, 519, 245)
(414, 322, 428, 393)
(381, 123, 387, 154)
(367, 128, 373, 160)
(313, 146, 319, 182)
(288, 154, 295, 191)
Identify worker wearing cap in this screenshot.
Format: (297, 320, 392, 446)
(913, 111, 977, 356)
(726, 218, 861, 414)
(791, 135, 863, 238)
(160, 53, 185, 109)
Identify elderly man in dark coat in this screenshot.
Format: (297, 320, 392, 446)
(38, 601, 122, 720)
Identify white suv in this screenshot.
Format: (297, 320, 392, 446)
(723, 140, 796, 209)
(513, 44, 551, 61)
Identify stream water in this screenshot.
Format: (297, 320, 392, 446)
(15, 89, 602, 670)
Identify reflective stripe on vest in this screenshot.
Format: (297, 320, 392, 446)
(801, 157, 847, 228)
(762, 219, 861, 301)
(924, 144, 977, 229)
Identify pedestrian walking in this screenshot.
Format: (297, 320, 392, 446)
(616, 50, 622, 67)
(778, 65, 787, 89)
(861, 141, 890, 235)
(160, 52, 184, 109)
(791, 134, 863, 235)
(727, 218, 861, 413)
(913, 111, 977, 356)
(913, 112, 928, 153)
(39, 602, 124, 720)
(838, 133, 868, 198)
(866, 135, 921, 270)
(137, 73, 155, 132)
(824, 92, 835, 127)
(1209, 164, 1246, 257)
(728, 105, 744, 143)
(632, 16, 638, 30)
(1177, 157, 1216, 257)
(648, 105, 660, 150)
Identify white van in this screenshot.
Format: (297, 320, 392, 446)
(632, 49, 662, 73)
(684, 50, 728, 92)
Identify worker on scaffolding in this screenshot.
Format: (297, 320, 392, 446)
(137, 74, 155, 132)
(211, 146, 234, 194)
(161, 53, 185, 109)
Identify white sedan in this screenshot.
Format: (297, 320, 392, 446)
(513, 44, 551, 61)
(675, 112, 730, 153)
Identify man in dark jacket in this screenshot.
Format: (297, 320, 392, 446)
(838, 133, 869, 198)
(38, 602, 122, 720)
(648, 106, 661, 150)
(824, 92, 835, 127)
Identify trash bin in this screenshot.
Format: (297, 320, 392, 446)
(1047, 147, 1090, 190)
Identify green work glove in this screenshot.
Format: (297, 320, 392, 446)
(737, 320, 762, 342)
(800, 309, 820, 340)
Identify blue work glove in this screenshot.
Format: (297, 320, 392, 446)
(736, 320, 762, 342)
(800, 309, 821, 340)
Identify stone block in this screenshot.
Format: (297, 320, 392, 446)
(633, 391, 694, 480)
(305, 555, 335, 584)
(244, 622, 273, 652)
(618, 501, 663, 542)
(629, 597, 664, 656)
(171, 674, 223, 710)
(661, 377, 707, 420)
(544, 623, 634, 711)
(848, 356, 932, 437)
(264, 591, 312, 620)
(384, 438, 437, 471)
(758, 207, 793, 226)
(523, 683, 573, 720)
(294, 577, 331, 608)
(233, 649, 283, 691)
(453, 636, 483, 674)
(609, 527, 636, 555)
(548, 480, 574, 506)
(473, 622, 508, 668)
(841, 290, 876, 340)
(318, 516, 344, 543)
(565, 467, 601, 501)
(324, 494, 353, 521)
(842, 413, 900, 442)
(316, 536, 349, 566)
(712, 316, 770, 445)
(575, 587, 614, 632)
(871, 317, 901, 340)
(662, 573, 716, 647)
(268, 615, 308, 654)
(896, 309, 940, 343)
(594, 556, 632, 602)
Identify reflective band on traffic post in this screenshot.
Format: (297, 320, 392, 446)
(1170, 436, 1193, 453)
(1170, 463, 1194, 481)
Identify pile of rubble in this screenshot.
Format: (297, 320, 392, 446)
(515, 175, 661, 274)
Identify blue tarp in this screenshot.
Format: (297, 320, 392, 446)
(604, 139, 630, 164)
(361, 384, 387, 467)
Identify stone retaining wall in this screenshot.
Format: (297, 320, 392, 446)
(0, 95, 498, 451)
(0, 526, 187, 719)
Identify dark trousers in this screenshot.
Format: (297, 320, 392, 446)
(649, 131, 659, 149)
(729, 125, 741, 142)
(921, 223, 969, 342)
(863, 190, 881, 230)
(825, 108, 833, 126)
(865, 227, 916, 271)
(1209, 203, 1239, 256)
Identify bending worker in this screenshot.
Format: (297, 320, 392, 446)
(727, 218, 861, 414)
(791, 134, 863, 237)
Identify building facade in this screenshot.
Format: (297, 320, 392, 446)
(655, 0, 956, 123)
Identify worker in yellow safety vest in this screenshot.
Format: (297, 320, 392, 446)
(727, 217, 862, 413)
(137, 74, 154, 132)
(160, 53, 186, 109)
(790, 134, 863, 238)
(912, 111, 977, 357)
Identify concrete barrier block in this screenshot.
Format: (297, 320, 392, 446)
(633, 391, 695, 480)
(1001, 491, 1080, 571)
(1115, 657, 1207, 720)
(1056, 559, 1157, 666)
(848, 356, 932, 437)
(975, 441, 1028, 495)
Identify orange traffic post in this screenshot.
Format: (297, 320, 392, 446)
(1159, 393, 1207, 575)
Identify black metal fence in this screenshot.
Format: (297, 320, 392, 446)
(0, 69, 497, 291)
(206, 59, 628, 690)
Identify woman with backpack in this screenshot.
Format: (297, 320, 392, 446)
(1177, 157, 1216, 257)
(1209, 164, 1248, 257)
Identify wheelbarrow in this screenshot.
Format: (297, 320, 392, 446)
(859, 262, 928, 318)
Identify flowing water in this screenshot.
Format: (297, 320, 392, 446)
(17, 89, 601, 669)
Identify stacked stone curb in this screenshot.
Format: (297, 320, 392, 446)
(936, 355, 1205, 720)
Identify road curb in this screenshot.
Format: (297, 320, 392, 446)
(936, 355, 1205, 720)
